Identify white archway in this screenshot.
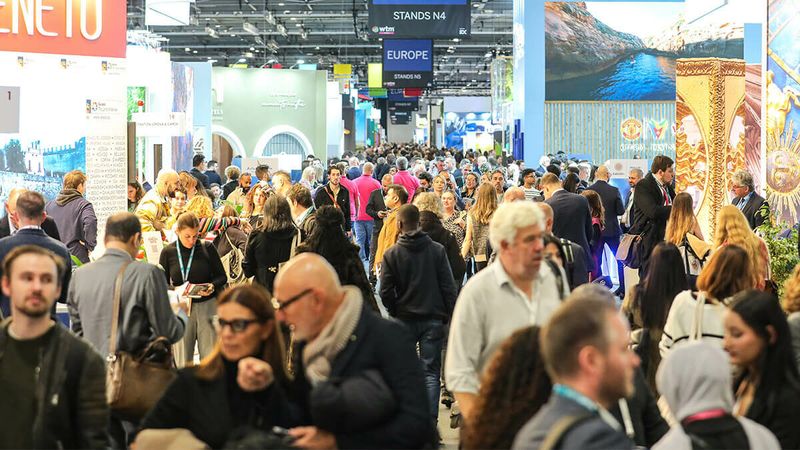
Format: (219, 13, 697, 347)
(253, 125, 314, 157)
(211, 124, 246, 156)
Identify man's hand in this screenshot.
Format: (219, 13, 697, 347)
(289, 427, 337, 450)
(377, 210, 388, 219)
(237, 357, 274, 392)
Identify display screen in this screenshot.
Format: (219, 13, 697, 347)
(369, 0, 471, 38)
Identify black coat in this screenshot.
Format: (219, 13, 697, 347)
(546, 190, 595, 272)
(204, 170, 223, 187)
(290, 306, 437, 449)
(732, 192, 768, 230)
(190, 167, 210, 189)
(630, 173, 674, 265)
(587, 180, 625, 238)
(0, 215, 60, 240)
(221, 180, 239, 200)
(419, 211, 466, 285)
(314, 185, 352, 232)
(242, 227, 297, 292)
(744, 380, 800, 450)
(365, 188, 387, 233)
(609, 368, 669, 448)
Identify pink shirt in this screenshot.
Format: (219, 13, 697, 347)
(393, 170, 420, 202)
(353, 174, 382, 221)
(339, 176, 360, 219)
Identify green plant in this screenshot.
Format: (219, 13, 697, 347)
(756, 205, 799, 297)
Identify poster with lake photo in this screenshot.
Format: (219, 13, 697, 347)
(545, 2, 744, 101)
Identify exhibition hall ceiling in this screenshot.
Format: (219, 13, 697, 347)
(126, 0, 513, 95)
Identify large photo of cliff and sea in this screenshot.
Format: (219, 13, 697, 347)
(545, 2, 744, 101)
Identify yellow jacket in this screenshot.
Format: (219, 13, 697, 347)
(134, 188, 170, 233)
(374, 209, 400, 274)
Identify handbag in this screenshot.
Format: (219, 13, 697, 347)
(106, 262, 177, 421)
(219, 231, 247, 285)
(616, 233, 643, 269)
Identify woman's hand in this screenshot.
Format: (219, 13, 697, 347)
(198, 283, 215, 297)
(237, 357, 274, 392)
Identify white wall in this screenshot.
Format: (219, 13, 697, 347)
(443, 96, 492, 113)
(326, 81, 343, 159)
(388, 121, 415, 143)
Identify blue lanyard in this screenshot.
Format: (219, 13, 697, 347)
(553, 384, 599, 413)
(176, 243, 196, 283)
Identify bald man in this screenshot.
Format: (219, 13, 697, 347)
(273, 253, 436, 449)
(536, 203, 590, 289)
(0, 188, 61, 240)
(503, 186, 526, 203)
(586, 165, 626, 294)
(134, 169, 180, 233)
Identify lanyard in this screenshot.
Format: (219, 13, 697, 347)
(553, 384, 598, 412)
(176, 243, 196, 283)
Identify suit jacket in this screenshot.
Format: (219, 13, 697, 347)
(587, 180, 625, 238)
(631, 173, 675, 265)
(732, 192, 768, 230)
(0, 215, 60, 240)
(546, 190, 595, 272)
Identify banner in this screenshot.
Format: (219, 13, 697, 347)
(0, 86, 20, 133)
(368, 63, 383, 88)
(382, 39, 433, 88)
(0, 0, 126, 58)
(388, 100, 419, 112)
(333, 64, 352, 80)
(369, 0, 471, 39)
(390, 110, 411, 125)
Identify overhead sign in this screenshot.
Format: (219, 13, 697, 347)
(369, 0, 471, 38)
(368, 63, 383, 88)
(383, 39, 433, 88)
(0, 0, 126, 58)
(388, 100, 419, 112)
(333, 64, 352, 80)
(390, 110, 411, 125)
(0, 86, 20, 133)
(132, 112, 187, 137)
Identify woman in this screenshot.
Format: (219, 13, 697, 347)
(626, 243, 689, 393)
(179, 171, 199, 199)
(782, 264, 800, 372)
(214, 205, 249, 283)
(715, 205, 771, 289)
(160, 212, 228, 362)
(244, 185, 271, 230)
(665, 192, 707, 279)
(442, 191, 466, 249)
(563, 172, 581, 194)
(460, 172, 479, 208)
(461, 183, 497, 272)
(462, 326, 552, 450)
(165, 188, 188, 229)
(299, 166, 319, 192)
(724, 290, 800, 449)
(139, 284, 294, 449)
(414, 192, 466, 287)
(128, 181, 145, 213)
(660, 245, 757, 357)
(581, 189, 605, 280)
(432, 174, 448, 198)
(242, 194, 298, 293)
(295, 206, 378, 311)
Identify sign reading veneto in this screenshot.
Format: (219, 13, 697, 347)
(369, 0, 471, 39)
(0, 0, 126, 58)
(382, 39, 433, 88)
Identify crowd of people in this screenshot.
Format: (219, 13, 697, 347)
(1, 144, 800, 450)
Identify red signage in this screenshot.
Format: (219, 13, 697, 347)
(0, 0, 126, 58)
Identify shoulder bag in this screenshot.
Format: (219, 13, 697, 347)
(106, 262, 177, 421)
(616, 233, 643, 269)
(220, 230, 247, 285)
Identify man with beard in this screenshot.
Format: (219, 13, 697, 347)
(512, 293, 640, 450)
(0, 245, 108, 448)
(225, 172, 253, 209)
(134, 169, 180, 234)
(313, 165, 352, 233)
(366, 174, 393, 286)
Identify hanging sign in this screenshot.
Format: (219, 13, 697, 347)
(382, 39, 433, 88)
(369, 0, 471, 39)
(333, 64, 353, 80)
(0, 86, 20, 133)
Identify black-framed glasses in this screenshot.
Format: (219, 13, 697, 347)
(211, 316, 260, 333)
(271, 288, 312, 311)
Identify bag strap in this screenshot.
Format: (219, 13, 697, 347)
(690, 292, 706, 341)
(108, 261, 133, 356)
(544, 258, 566, 300)
(540, 412, 593, 450)
(682, 235, 692, 276)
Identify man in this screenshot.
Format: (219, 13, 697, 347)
(620, 168, 643, 231)
(346, 156, 362, 180)
(226, 171, 252, 209)
(0, 246, 108, 448)
(586, 166, 625, 294)
(491, 169, 507, 203)
(454, 159, 472, 189)
(366, 174, 393, 285)
(380, 205, 458, 423)
(630, 155, 675, 272)
(512, 295, 639, 450)
(287, 184, 317, 240)
(1, 188, 60, 240)
(0, 191, 71, 318)
(274, 253, 436, 449)
(314, 165, 352, 233)
(204, 159, 223, 186)
(67, 212, 188, 447)
(445, 201, 569, 420)
(374, 184, 409, 274)
(537, 203, 590, 289)
(353, 162, 382, 263)
(374, 156, 391, 181)
(541, 172, 595, 274)
(221, 165, 241, 200)
(417, 172, 433, 191)
(134, 169, 180, 234)
(521, 168, 544, 201)
(731, 169, 769, 229)
(578, 162, 592, 190)
(503, 186, 526, 203)
(392, 156, 420, 202)
(190, 154, 210, 189)
(271, 170, 293, 197)
(45, 170, 98, 264)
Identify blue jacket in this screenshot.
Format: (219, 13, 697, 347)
(45, 191, 97, 264)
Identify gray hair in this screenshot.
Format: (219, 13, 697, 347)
(489, 201, 544, 251)
(629, 168, 644, 179)
(569, 284, 617, 307)
(731, 170, 754, 192)
(397, 156, 409, 170)
(413, 192, 444, 218)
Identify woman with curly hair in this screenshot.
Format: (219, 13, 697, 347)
(295, 205, 378, 311)
(461, 326, 551, 450)
(461, 183, 497, 272)
(714, 205, 770, 289)
(782, 264, 800, 372)
(244, 185, 272, 230)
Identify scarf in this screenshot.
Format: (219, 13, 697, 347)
(56, 188, 83, 206)
(302, 286, 363, 385)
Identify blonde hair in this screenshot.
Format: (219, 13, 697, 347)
(714, 205, 764, 278)
(783, 264, 800, 313)
(185, 195, 214, 219)
(470, 183, 498, 225)
(666, 193, 699, 245)
(413, 192, 444, 218)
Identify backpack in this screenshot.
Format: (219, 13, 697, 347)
(219, 230, 247, 285)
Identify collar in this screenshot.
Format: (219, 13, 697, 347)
(491, 259, 544, 289)
(654, 175, 666, 189)
(554, 384, 622, 431)
(295, 207, 313, 225)
(739, 192, 753, 204)
(553, 188, 565, 194)
(103, 248, 134, 261)
(17, 225, 42, 232)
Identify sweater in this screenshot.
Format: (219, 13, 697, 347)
(159, 240, 228, 303)
(659, 290, 726, 357)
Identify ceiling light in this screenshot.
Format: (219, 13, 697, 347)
(452, 38, 460, 42)
(206, 26, 218, 38)
(250, 46, 255, 51)
(297, 59, 305, 64)
(192, 50, 198, 54)
(237, 58, 247, 63)
(295, 23, 302, 27)
(208, 59, 218, 63)
(243, 21, 259, 35)
(278, 2, 284, 5)
(290, 17, 297, 21)
(185, 47, 190, 52)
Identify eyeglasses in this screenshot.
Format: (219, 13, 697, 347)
(211, 316, 261, 333)
(271, 288, 312, 311)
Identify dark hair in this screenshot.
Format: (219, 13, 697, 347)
(417, 171, 433, 185)
(128, 181, 145, 203)
(15, 191, 45, 219)
(260, 194, 295, 233)
(463, 326, 552, 450)
(697, 244, 755, 301)
(651, 155, 674, 174)
(639, 243, 688, 331)
(543, 232, 567, 264)
(520, 168, 536, 184)
(255, 165, 270, 180)
(397, 204, 420, 231)
(105, 212, 142, 244)
(192, 154, 206, 167)
(546, 164, 561, 178)
(387, 184, 409, 204)
(287, 184, 313, 208)
(729, 290, 800, 412)
(327, 165, 342, 176)
(581, 190, 605, 228)
(207, 160, 218, 168)
(2, 245, 66, 287)
(563, 173, 581, 193)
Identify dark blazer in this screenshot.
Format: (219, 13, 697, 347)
(546, 190, 595, 272)
(190, 167, 210, 189)
(366, 188, 388, 232)
(587, 180, 625, 238)
(566, 241, 590, 289)
(419, 211, 467, 286)
(744, 381, 800, 450)
(204, 170, 223, 187)
(732, 192, 768, 230)
(0, 215, 60, 240)
(609, 368, 668, 448)
(290, 305, 437, 449)
(630, 173, 674, 265)
(314, 185, 352, 232)
(242, 227, 297, 293)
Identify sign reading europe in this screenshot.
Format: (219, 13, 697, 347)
(383, 39, 433, 88)
(369, 0, 471, 39)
